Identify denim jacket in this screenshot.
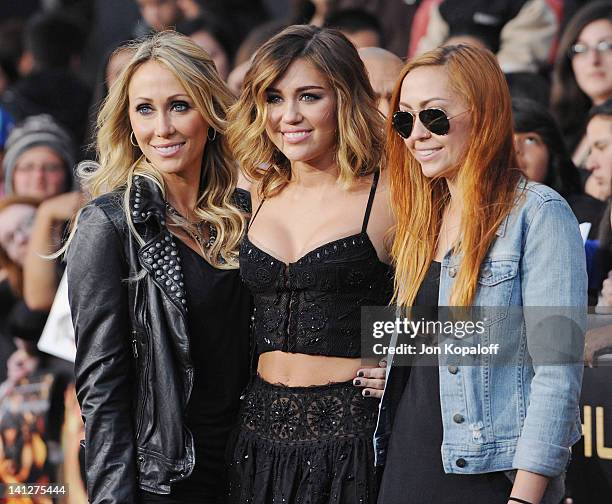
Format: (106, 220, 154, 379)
(374, 181, 587, 479)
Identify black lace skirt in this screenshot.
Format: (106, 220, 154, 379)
(227, 376, 380, 504)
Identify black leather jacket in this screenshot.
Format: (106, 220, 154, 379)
(66, 175, 250, 503)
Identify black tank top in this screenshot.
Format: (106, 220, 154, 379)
(239, 171, 394, 358)
(378, 262, 512, 503)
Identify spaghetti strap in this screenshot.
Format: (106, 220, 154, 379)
(248, 198, 266, 231)
(361, 171, 380, 233)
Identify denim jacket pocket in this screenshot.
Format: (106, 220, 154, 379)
(477, 258, 519, 326)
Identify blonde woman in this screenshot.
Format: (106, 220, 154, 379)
(65, 31, 250, 503)
(225, 25, 393, 504)
(376, 44, 587, 504)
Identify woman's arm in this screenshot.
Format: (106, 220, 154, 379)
(66, 203, 137, 504)
(507, 470, 549, 504)
(514, 198, 587, 500)
(23, 192, 83, 310)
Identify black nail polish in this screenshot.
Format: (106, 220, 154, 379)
(357, 371, 364, 377)
(364, 390, 371, 396)
(354, 379, 361, 386)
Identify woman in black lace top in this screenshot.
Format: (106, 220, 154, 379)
(225, 25, 394, 504)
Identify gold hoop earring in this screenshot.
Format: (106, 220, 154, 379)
(130, 131, 139, 147)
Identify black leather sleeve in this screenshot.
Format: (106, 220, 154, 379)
(66, 203, 137, 504)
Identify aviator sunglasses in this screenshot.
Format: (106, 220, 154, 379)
(392, 108, 467, 139)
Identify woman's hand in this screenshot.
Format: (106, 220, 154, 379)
(599, 273, 612, 307)
(38, 191, 84, 224)
(354, 359, 387, 398)
(585, 324, 612, 367)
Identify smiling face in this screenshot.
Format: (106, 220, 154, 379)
(12, 146, 67, 199)
(0, 204, 36, 266)
(572, 19, 612, 104)
(264, 58, 337, 170)
(398, 66, 472, 180)
(128, 60, 208, 181)
(513, 132, 550, 183)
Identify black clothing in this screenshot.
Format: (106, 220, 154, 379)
(0, 279, 49, 343)
(566, 192, 606, 240)
(378, 262, 513, 504)
(1, 69, 91, 148)
(439, 0, 528, 53)
(0, 281, 16, 383)
(169, 240, 251, 502)
(240, 171, 394, 358)
(5, 298, 49, 342)
(66, 175, 251, 503)
(230, 172, 390, 503)
(0, 280, 50, 382)
(139, 489, 223, 504)
(227, 376, 380, 504)
(412, 260, 441, 309)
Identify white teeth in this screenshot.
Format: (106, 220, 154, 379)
(284, 131, 309, 139)
(155, 144, 182, 154)
(420, 148, 439, 156)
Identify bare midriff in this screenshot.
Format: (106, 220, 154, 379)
(258, 351, 378, 386)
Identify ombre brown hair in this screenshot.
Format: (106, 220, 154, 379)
(227, 24, 384, 197)
(387, 44, 522, 307)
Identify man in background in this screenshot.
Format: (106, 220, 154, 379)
(1, 11, 90, 150)
(358, 46, 403, 117)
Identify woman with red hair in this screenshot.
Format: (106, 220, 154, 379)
(375, 44, 587, 504)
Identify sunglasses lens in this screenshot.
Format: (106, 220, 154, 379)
(392, 111, 414, 138)
(420, 109, 450, 135)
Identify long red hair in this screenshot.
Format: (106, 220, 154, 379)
(387, 44, 522, 307)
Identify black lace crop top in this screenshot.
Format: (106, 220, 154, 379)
(239, 172, 394, 358)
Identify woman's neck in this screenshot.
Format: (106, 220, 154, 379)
(593, 91, 612, 106)
(445, 174, 463, 214)
(288, 158, 340, 190)
(310, 14, 326, 26)
(163, 172, 201, 219)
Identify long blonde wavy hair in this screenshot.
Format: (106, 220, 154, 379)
(77, 31, 244, 268)
(388, 44, 522, 307)
(226, 25, 384, 198)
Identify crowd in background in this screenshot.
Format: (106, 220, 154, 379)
(0, 0, 611, 502)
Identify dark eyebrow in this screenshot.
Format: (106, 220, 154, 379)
(266, 85, 326, 93)
(399, 97, 448, 109)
